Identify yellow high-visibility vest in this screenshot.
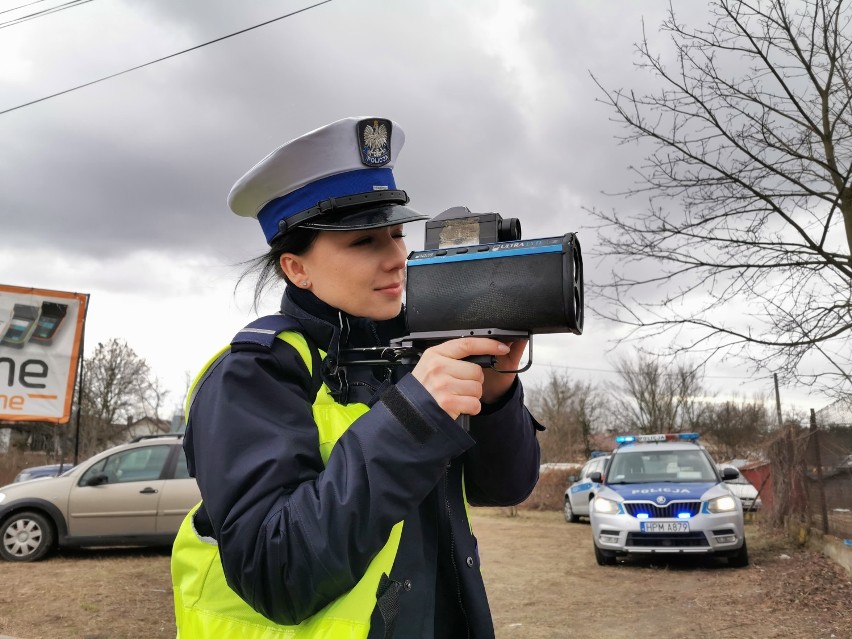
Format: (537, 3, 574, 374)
(171, 330, 403, 638)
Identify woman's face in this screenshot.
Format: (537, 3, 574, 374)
(282, 224, 408, 321)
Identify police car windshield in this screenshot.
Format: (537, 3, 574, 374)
(606, 450, 716, 484)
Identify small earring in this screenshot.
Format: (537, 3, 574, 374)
(301, 281, 309, 287)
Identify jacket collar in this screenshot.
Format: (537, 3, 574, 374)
(281, 286, 339, 351)
(280, 286, 407, 403)
(282, 286, 407, 349)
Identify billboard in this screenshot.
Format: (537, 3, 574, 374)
(0, 285, 89, 423)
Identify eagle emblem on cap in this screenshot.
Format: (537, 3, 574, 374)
(357, 118, 392, 167)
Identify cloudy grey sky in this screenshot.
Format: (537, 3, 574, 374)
(0, 0, 830, 417)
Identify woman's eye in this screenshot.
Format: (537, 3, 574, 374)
(350, 231, 405, 246)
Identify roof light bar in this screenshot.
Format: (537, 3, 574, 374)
(615, 433, 701, 444)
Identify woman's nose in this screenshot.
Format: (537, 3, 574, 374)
(384, 237, 407, 270)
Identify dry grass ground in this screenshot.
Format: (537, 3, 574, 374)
(482, 510, 852, 639)
(0, 510, 850, 639)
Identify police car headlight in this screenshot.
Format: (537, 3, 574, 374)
(593, 497, 620, 514)
(707, 496, 737, 513)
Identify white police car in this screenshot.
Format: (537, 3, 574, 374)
(589, 433, 749, 567)
(563, 453, 609, 522)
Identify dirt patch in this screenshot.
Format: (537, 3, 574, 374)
(0, 510, 850, 639)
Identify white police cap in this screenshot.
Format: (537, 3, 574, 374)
(228, 116, 427, 244)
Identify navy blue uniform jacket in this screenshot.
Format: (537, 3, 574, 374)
(184, 287, 542, 638)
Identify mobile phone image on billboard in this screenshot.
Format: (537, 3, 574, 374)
(1, 304, 41, 348)
(0, 307, 13, 342)
(29, 301, 69, 346)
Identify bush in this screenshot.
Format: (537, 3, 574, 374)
(519, 467, 580, 511)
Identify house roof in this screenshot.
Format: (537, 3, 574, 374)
(815, 398, 852, 426)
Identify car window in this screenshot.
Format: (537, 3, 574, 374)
(112, 446, 170, 483)
(80, 445, 171, 485)
(608, 449, 717, 483)
(79, 458, 108, 485)
(173, 447, 191, 480)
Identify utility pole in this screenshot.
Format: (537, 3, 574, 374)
(809, 409, 829, 534)
(773, 373, 783, 428)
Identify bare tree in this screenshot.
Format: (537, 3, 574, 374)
(77, 339, 167, 455)
(611, 352, 706, 434)
(590, 0, 852, 399)
(527, 370, 576, 462)
(701, 397, 773, 459)
(527, 370, 608, 462)
(572, 379, 608, 458)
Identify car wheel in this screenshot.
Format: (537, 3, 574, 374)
(594, 543, 616, 566)
(727, 539, 749, 568)
(0, 511, 55, 562)
(563, 498, 579, 523)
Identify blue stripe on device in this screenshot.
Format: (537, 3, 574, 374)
(407, 243, 562, 266)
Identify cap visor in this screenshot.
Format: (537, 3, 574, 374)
(301, 203, 428, 231)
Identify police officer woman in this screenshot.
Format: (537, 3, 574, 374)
(171, 117, 542, 639)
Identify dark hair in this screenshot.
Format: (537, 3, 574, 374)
(237, 227, 320, 310)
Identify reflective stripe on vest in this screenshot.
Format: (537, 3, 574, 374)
(172, 330, 404, 638)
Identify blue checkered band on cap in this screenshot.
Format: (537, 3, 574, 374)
(256, 168, 395, 243)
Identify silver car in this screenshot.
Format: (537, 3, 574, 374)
(563, 454, 610, 522)
(721, 468, 762, 511)
(0, 435, 200, 562)
(589, 434, 749, 567)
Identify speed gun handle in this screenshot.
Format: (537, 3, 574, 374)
(456, 355, 496, 433)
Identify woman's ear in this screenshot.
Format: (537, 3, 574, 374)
(279, 254, 308, 285)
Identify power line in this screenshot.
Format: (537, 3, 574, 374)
(0, 0, 333, 116)
(0, 0, 93, 30)
(0, 0, 53, 17)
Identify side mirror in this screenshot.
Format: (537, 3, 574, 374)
(86, 473, 109, 487)
(721, 467, 740, 481)
(589, 471, 602, 483)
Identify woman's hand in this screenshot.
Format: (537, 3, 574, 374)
(482, 338, 527, 404)
(411, 338, 521, 420)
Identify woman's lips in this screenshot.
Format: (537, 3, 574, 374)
(376, 283, 403, 296)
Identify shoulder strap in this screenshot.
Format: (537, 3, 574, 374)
(185, 314, 323, 418)
(230, 314, 304, 349)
